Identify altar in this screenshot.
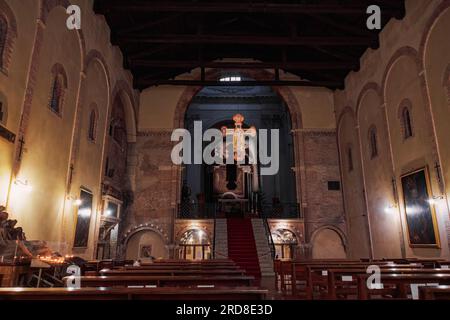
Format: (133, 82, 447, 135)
(209, 114, 261, 217)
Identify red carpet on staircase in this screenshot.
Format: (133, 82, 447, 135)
(227, 218, 261, 279)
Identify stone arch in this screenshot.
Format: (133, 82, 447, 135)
(337, 106, 356, 132)
(355, 82, 382, 120)
(336, 106, 372, 258)
(381, 46, 421, 96)
(40, 0, 86, 69)
(0, 0, 18, 72)
(173, 68, 303, 129)
(111, 80, 137, 143)
(337, 108, 358, 168)
(124, 228, 169, 260)
(172, 68, 305, 206)
(122, 224, 169, 245)
(419, 0, 450, 72)
(84, 50, 111, 90)
(418, 3, 450, 202)
(381, 46, 439, 164)
(68, 50, 111, 171)
(310, 226, 347, 259)
(337, 107, 358, 176)
(0, 0, 17, 36)
(175, 225, 213, 245)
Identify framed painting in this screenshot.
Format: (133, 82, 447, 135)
(73, 189, 93, 248)
(401, 167, 440, 248)
(139, 245, 153, 258)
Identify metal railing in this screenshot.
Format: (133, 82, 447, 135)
(262, 217, 276, 260)
(177, 202, 302, 219)
(177, 202, 217, 219)
(212, 217, 217, 259)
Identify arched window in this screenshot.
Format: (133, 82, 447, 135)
(347, 147, 354, 172)
(110, 118, 126, 148)
(88, 108, 97, 141)
(402, 107, 413, 139)
(0, 15, 7, 69)
(0, 100, 4, 125)
(272, 229, 298, 260)
(48, 64, 67, 116)
(369, 126, 378, 159)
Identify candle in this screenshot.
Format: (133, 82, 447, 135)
(13, 240, 18, 261)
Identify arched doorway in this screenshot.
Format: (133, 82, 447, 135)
(125, 229, 168, 261)
(272, 228, 298, 260)
(181, 78, 298, 219)
(311, 228, 347, 259)
(178, 229, 211, 260)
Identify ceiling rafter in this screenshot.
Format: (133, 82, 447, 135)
(94, 0, 405, 90)
(97, 1, 404, 16)
(118, 34, 378, 46)
(130, 60, 358, 70)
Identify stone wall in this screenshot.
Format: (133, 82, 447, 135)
(0, 0, 138, 259)
(301, 129, 346, 241)
(335, 0, 450, 259)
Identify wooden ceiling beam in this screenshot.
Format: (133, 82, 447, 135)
(98, 1, 403, 15)
(130, 60, 357, 70)
(136, 79, 343, 88)
(117, 13, 184, 35)
(118, 34, 377, 46)
(127, 44, 178, 60)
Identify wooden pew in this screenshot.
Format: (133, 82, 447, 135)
(275, 259, 450, 298)
(289, 261, 397, 297)
(291, 262, 428, 298)
(122, 264, 240, 270)
(82, 260, 240, 275)
(63, 275, 255, 288)
(419, 285, 450, 300)
(148, 259, 236, 266)
(100, 269, 246, 277)
(0, 287, 267, 300)
(274, 259, 361, 291)
(326, 268, 450, 300)
(437, 261, 450, 268)
(357, 273, 450, 300)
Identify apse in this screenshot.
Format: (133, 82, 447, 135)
(182, 81, 297, 218)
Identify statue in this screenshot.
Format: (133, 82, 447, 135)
(0, 205, 32, 261)
(0, 206, 26, 241)
(181, 180, 191, 203)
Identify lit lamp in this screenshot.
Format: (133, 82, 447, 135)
(384, 203, 398, 214)
(67, 196, 82, 207)
(427, 195, 444, 205)
(14, 179, 32, 193)
(78, 208, 92, 218)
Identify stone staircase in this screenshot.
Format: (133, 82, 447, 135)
(251, 219, 275, 277)
(213, 219, 228, 258)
